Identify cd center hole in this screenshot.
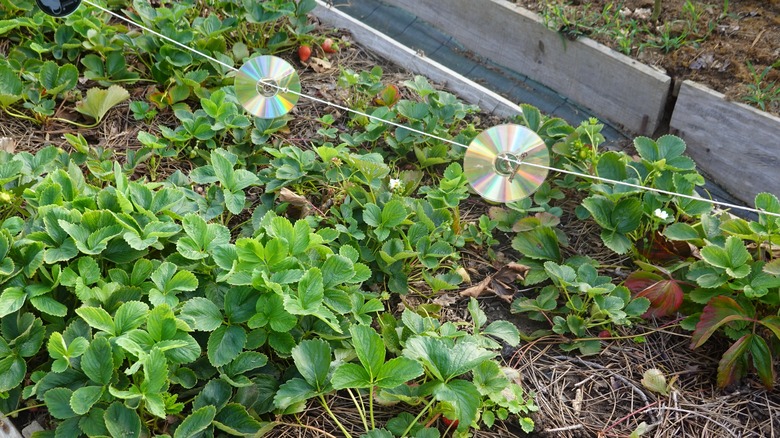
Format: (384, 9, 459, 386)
(494, 152, 523, 176)
(256, 79, 280, 97)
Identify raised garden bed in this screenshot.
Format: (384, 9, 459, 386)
(373, 0, 780, 205)
(379, 0, 672, 136)
(670, 80, 780, 204)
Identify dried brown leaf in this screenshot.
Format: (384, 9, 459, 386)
(279, 187, 308, 207)
(459, 276, 492, 299)
(309, 57, 333, 73)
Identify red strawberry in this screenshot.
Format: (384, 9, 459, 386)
(322, 38, 337, 53)
(598, 330, 611, 339)
(298, 45, 312, 62)
(441, 416, 459, 429)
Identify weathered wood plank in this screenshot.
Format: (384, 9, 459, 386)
(670, 80, 780, 204)
(312, 1, 524, 118)
(379, 0, 671, 135)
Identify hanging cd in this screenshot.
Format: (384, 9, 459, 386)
(36, 0, 81, 17)
(235, 55, 301, 119)
(464, 124, 549, 203)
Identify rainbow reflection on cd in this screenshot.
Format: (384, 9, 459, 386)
(464, 124, 549, 202)
(236, 56, 301, 119)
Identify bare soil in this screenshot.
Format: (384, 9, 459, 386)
(515, 0, 780, 115)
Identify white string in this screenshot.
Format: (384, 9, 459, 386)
(81, 0, 780, 220)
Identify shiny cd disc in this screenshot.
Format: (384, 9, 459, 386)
(464, 124, 549, 202)
(235, 55, 301, 119)
(36, 0, 81, 17)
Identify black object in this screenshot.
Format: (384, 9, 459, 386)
(35, 0, 81, 17)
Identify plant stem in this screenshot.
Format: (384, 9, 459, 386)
(318, 394, 353, 438)
(3, 403, 46, 417)
(369, 385, 375, 430)
(400, 398, 436, 438)
(346, 388, 369, 432)
(651, 0, 662, 22)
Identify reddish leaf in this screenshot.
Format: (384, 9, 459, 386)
(625, 272, 683, 317)
(717, 334, 751, 388)
(749, 335, 775, 389)
(638, 231, 692, 263)
(625, 271, 663, 294)
(374, 84, 400, 107)
(690, 296, 753, 349)
(759, 316, 780, 341)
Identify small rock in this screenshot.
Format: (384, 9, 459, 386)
(633, 7, 652, 20)
(21, 422, 44, 438)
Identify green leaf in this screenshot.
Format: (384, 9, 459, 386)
(273, 377, 315, 410)
(224, 287, 256, 324)
(174, 406, 216, 438)
(700, 241, 731, 270)
(0, 287, 26, 318)
(612, 198, 642, 233)
(331, 363, 371, 389)
(114, 301, 149, 336)
(717, 334, 752, 388)
(82, 337, 113, 385)
(104, 401, 142, 438)
(285, 268, 324, 315)
(76, 306, 115, 335)
(431, 379, 481, 431)
(181, 297, 223, 331)
(690, 296, 753, 349)
(511, 227, 561, 261)
(376, 357, 423, 388)
(483, 321, 520, 347)
(363, 203, 381, 227)
(70, 385, 104, 415)
(750, 335, 775, 389)
(39, 62, 78, 96)
(664, 223, 700, 241)
(249, 293, 297, 332)
(208, 325, 247, 367)
(292, 339, 331, 391)
(213, 403, 264, 435)
(79, 408, 109, 436)
(150, 262, 198, 306)
(0, 355, 25, 393)
(142, 347, 168, 394)
(381, 200, 407, 227)
(472, 360, 507, 396)
(30, 295, 68, 317)
(224, 351, 268, 376)
(193, 379, 232, 412)
(75, 85, 130, 123)
(633, 136, 659, 162)
(601, 230, 633, 255)
(44, 387, 77, 419)
(351, 325, 385, 378)
(321, 255, 354, 288)
(403, 337, 494, 382)
(0, 65, 23, 107)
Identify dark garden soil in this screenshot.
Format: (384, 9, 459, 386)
(515, 0, 780, 116)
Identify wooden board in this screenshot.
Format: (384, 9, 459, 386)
(313, 1, 524, 118)
(670, 80, 780, 204)
(378, 0, 671, 135)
